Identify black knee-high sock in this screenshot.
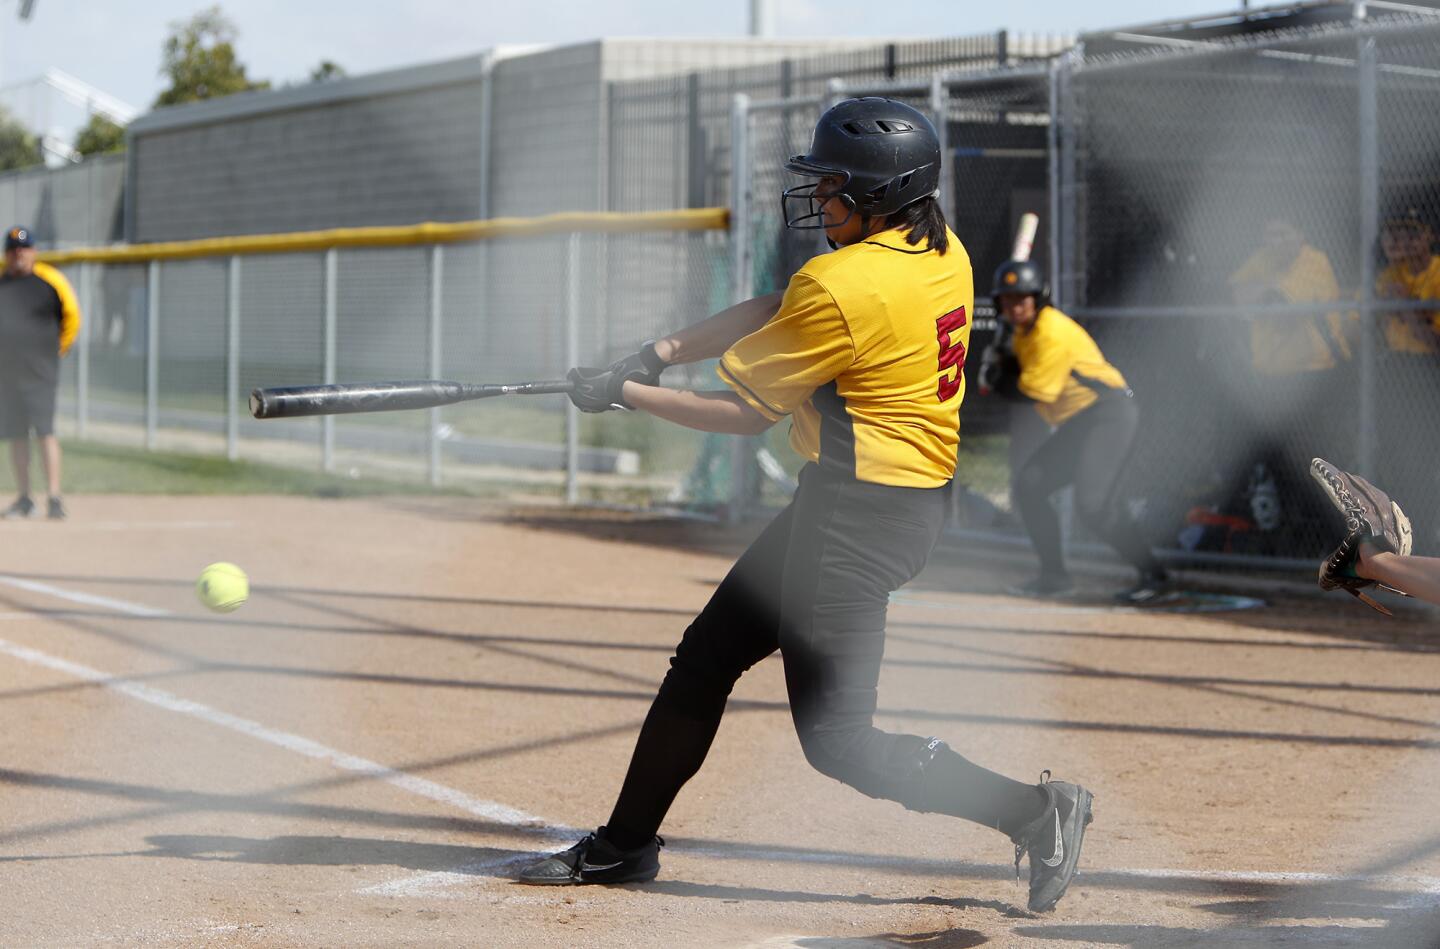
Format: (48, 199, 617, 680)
(911, 745, 1048, 838)
(603, 693, 723, 850)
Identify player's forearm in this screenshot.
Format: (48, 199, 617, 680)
(653, 291, 784, 365)
(622, 382, 774, 435)
(1358, 546, 1440, 607)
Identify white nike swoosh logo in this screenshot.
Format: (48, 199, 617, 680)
(579, 860, 624, 873)
(1041, 809, 1064, 867)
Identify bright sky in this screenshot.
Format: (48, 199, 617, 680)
(0, 0, 1224, 115)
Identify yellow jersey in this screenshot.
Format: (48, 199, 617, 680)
(1229, 244, 1352, 374)
(1376, 256, 1440, 354)
(1012, 305, 1128, 428)
(718, 227, 973, 488)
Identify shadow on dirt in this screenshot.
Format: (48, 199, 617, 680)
(769, 926, 990, 947)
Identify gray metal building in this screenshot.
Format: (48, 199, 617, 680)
(122, 38, 881, 243)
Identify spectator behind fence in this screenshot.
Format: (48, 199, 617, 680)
(1220, 217, 1354, 554)
(0, 227, 82, 521)
(1229, 217, 1353, 374)
(1375, 208, 1440, 539)
(1376, 208, 1440, 354)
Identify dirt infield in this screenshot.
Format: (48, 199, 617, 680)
(2, 495, 1440, 947)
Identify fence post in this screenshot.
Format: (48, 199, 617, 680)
(728, 93, 753, 523)
(1357, 35, 1378, 476)
(1055, 46, 1082, 310)
(428, 244, 444, 488)
(1051, 48, 1080, 550)
(564, 233, 581, 504)
(226, 256, 241, 461)
(1047, 55, 1063, 307)
(930, 71, 951, 224)
(146, 260, 159, 450)
(76, 261, 89, 440)
(322, 248, 337, 473)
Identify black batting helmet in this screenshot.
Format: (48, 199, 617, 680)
(991, 259, 1048, 301)
(782, 98, 941, 231)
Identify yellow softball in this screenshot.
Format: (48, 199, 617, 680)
(196, 562, 248, 613)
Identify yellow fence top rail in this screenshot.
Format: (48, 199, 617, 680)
(40, 208, 730, 265)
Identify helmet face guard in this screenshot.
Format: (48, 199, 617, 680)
(781, 167, 856, 231)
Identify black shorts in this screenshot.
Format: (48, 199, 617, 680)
(0, 375, 57, 439)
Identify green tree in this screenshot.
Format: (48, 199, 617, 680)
(74, 113, 126, 157)
(309, 60, 346, 83)
(153, 5, 269, 108)
(0, 109, 42, 171)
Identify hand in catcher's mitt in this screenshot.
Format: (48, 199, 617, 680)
(1310, 457, 1414, 615)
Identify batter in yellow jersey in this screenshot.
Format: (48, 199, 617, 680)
(984, 258, 1164, 603)
(719, 226, 972, 488)
(530, 99, 1094, 915)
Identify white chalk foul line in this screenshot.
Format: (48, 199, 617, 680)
(1, 520, 238, 532)
(0, 575, 170, 617)
(0, 574, 563, 834)
(365, 845, 1440, 901)
(0, 637, 551, 828)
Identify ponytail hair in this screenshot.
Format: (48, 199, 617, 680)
(889, 195, 949, 255)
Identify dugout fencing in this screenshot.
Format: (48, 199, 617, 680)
(47, 210, 734, 505)
(730, 10, 1440, 565)
(1058, 13, 1440, 564)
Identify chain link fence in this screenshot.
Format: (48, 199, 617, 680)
(37, 15, 1440, 562)
(718, 12, 1440, 564)
(52, 221, 731, 505)
(1055, 14, 1440, 562)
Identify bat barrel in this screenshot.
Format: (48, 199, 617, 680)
(249, 381, 472, 419)
(249, 379, 574, 419)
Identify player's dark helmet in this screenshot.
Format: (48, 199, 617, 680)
(783, 98, 941, 231)
(991, 259, 1048, 301)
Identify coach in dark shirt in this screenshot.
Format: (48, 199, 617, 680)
(0, 227, 81, 520)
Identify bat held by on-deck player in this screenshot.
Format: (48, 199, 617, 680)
(248, 379, 575, 419)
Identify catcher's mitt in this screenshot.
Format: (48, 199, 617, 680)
(1310, 457, 1413, 614)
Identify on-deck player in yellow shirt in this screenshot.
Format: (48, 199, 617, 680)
(526, 97, 1094, 916)
(1011, 303, 1128, 429)
(987, 259, 1165, 604)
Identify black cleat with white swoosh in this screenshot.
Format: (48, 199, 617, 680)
(1011, 771, 1094, 912)
(516, 828, 663, 885)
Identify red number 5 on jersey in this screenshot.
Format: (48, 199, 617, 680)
(935, 306, 968, 401)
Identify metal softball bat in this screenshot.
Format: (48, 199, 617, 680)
(249, 379, 575, 419)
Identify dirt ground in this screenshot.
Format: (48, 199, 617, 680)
(3, 495, 1440, 948)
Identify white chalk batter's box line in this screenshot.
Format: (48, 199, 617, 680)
(361, 846, 1440, 903)
(3, 573, 1439, 919)
(0, 520, 238, 532)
